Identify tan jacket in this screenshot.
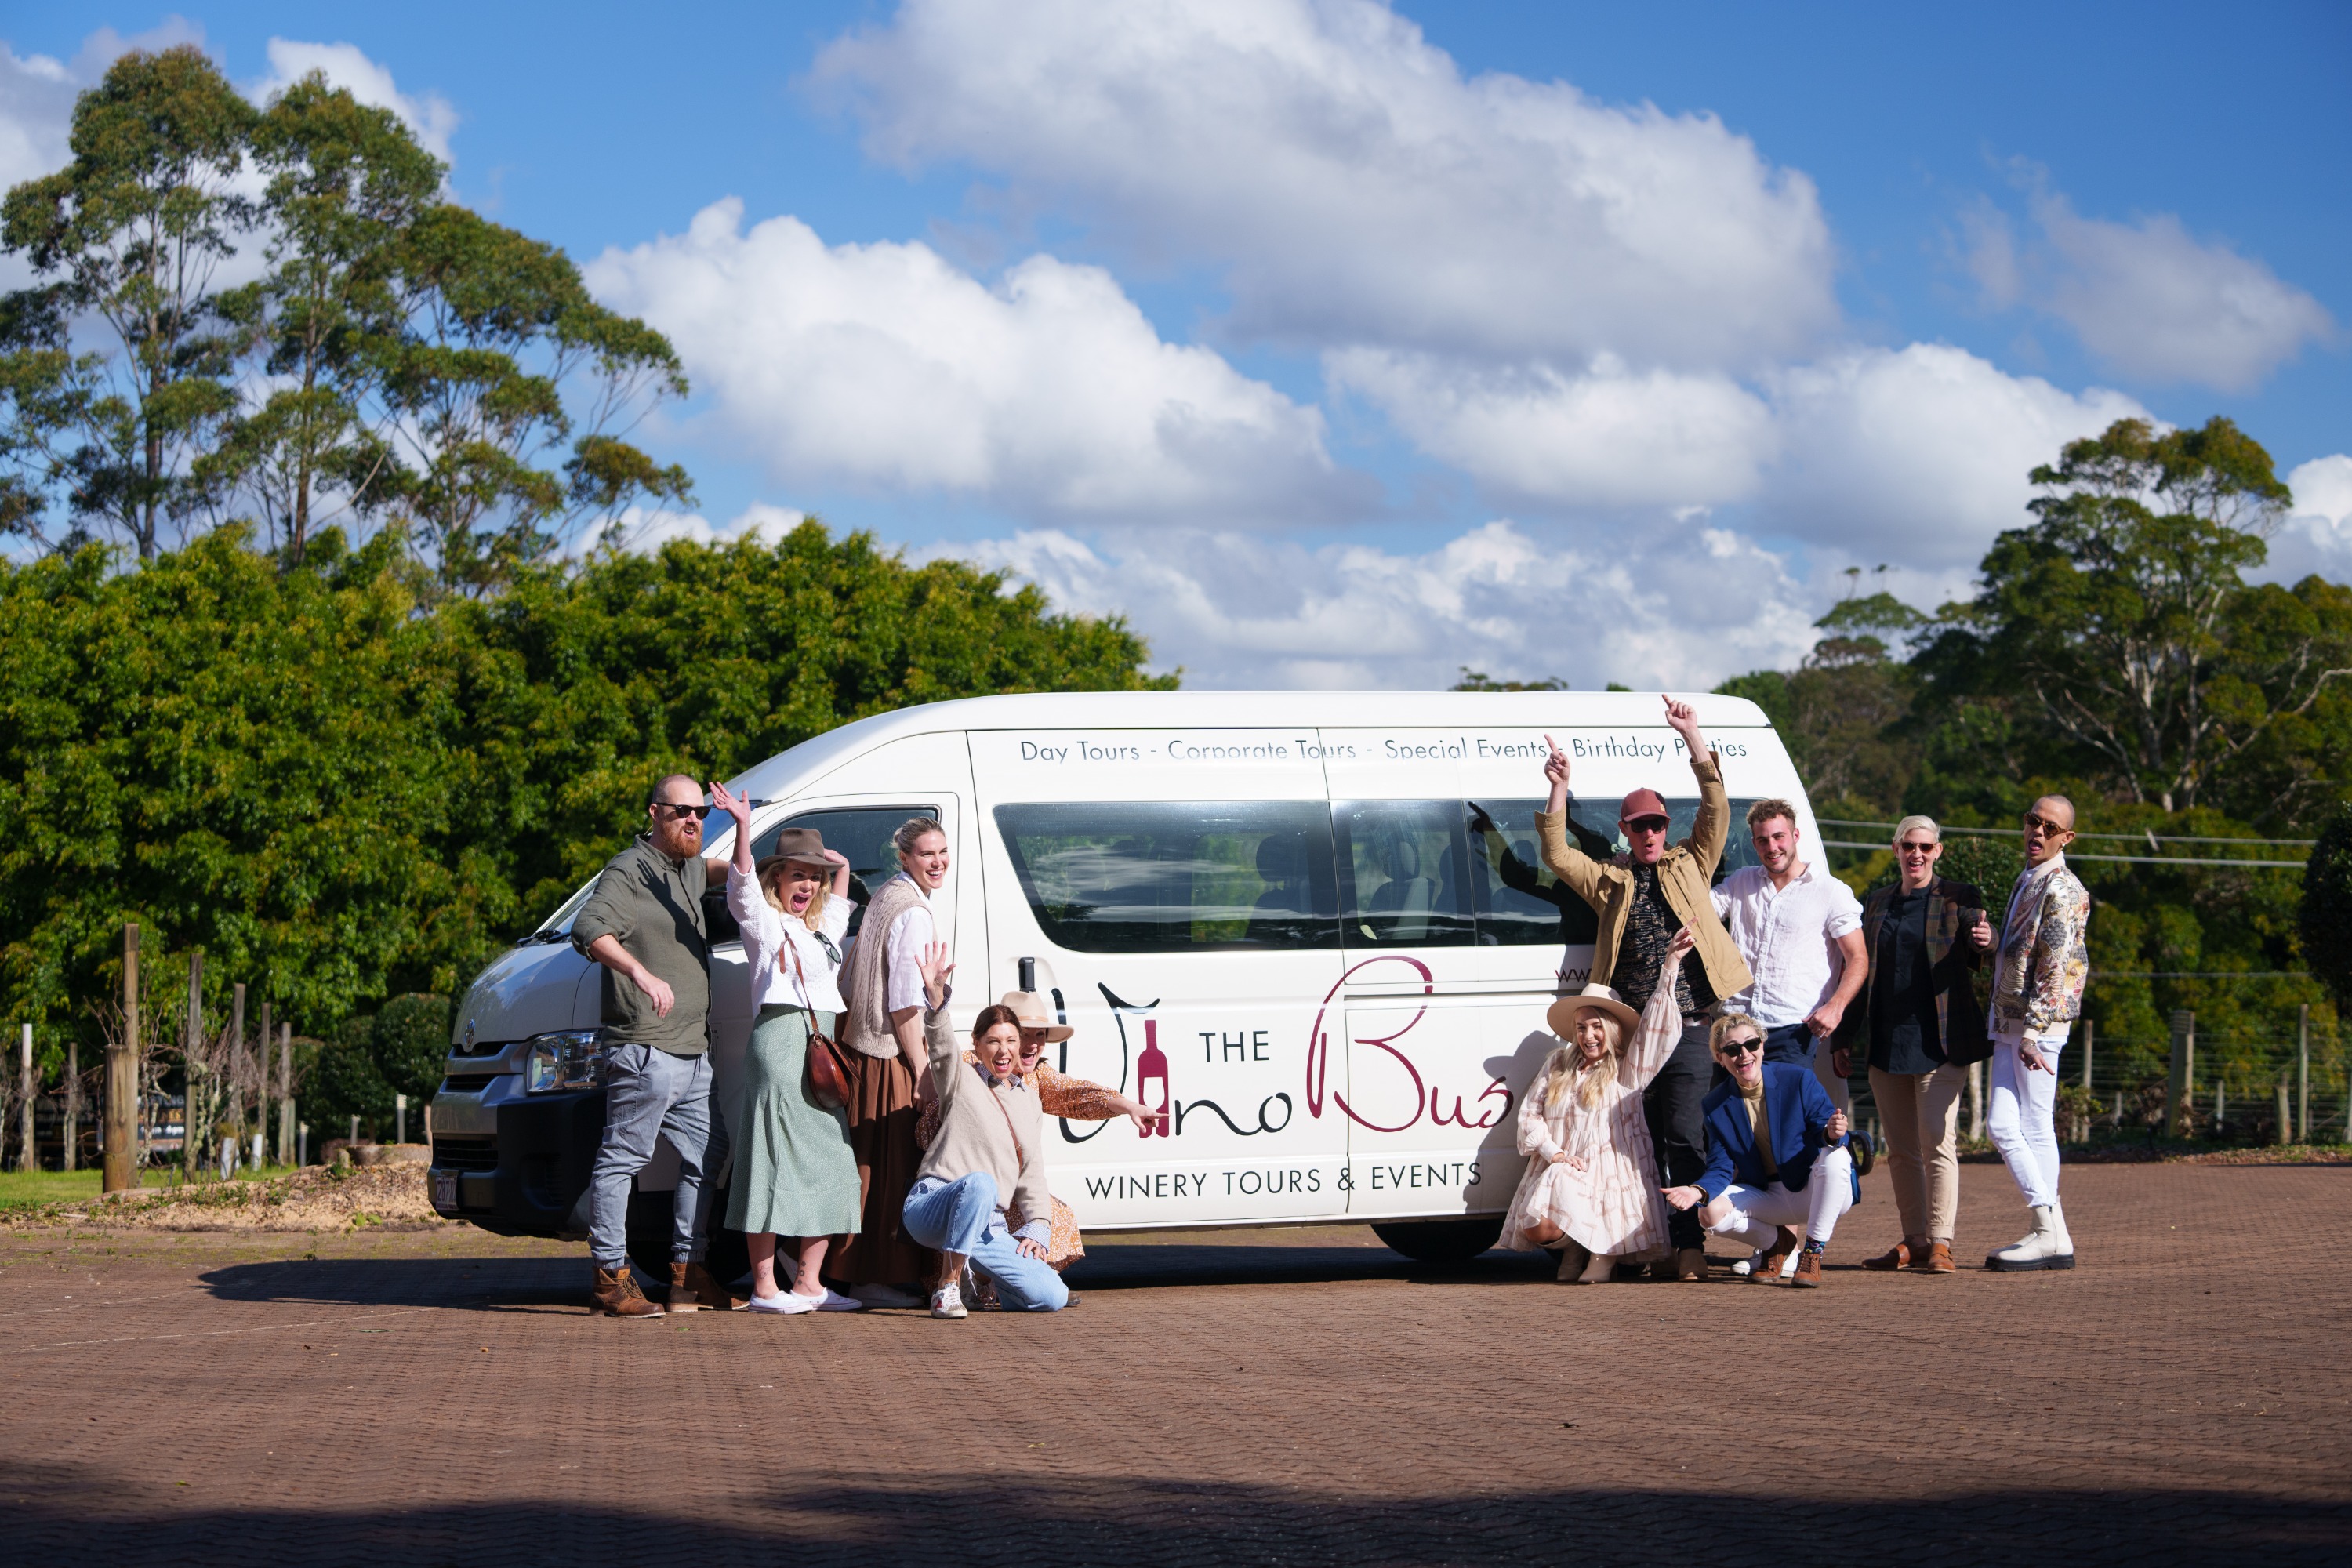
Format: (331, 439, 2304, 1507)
(916, 1003, 1051, 1229)
(1535, 750, 1753, 1007)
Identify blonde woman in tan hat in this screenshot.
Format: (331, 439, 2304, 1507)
(1498, 927, 1697, 1283)
(710, 782, 865, 1314)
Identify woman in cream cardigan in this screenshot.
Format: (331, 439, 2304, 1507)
(898, 949, 1069, 1318)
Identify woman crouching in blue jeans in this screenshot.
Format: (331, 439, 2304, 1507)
(899, 950, 1069, 1318)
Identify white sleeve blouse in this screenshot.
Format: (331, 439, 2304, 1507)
(728, 866, 851, 1014)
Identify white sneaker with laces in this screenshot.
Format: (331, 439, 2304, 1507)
(744, 1290, 817, 1315)
(812, 1287, 864, 1312)
(930, 1283, 967, 1319)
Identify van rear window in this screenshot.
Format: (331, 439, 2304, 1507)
(994, 802, 1341, 953)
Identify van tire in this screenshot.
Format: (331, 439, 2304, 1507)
(622, 1187, 752, 1286)
(1370, 1214, 1504, 1264)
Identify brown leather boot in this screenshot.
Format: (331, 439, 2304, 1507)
(1915, 1240, 1956, 1274)
(1863, 1237, 1923, 1271)
(1755, 1225, 1801, 1280)
(1791, 1246, 1824, 1288)
(667, 1259, 735, 1312)
(1674, 1247, 1708, 1282)
(591, 1264, 663, 1318)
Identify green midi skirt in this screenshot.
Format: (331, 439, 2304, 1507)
(723, 1004, 864, 1237)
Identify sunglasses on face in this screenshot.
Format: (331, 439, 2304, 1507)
(652, 801, 706, 822)
(1718, 1037, 1764, 1059)
(1624, 815, 1670, 835)
(2021, 812, 2071, 837)
(1897, 840, 1938, 855)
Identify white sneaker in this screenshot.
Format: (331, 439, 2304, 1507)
(852, 1282, 926, 1309)
(743, 1290, 818, 1315)
(930, 1283, 967, 1319)
(811, 1287, 864, 1312)
(1731, 1250, 1757, 1278)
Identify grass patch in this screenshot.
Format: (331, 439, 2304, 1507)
(0, 1165, 303, 1212)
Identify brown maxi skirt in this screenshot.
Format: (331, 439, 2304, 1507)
(827, 1050, 935, 1286)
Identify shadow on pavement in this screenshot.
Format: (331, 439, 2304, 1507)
(198, 1254, 583, 1312)
(0, 1472, 2341, 1566)
(1068, 1243, 1553, 1290)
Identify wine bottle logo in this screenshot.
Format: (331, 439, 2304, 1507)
(1135, 1018, 1171, 1138)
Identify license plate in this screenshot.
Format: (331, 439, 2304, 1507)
(433, 1172, 458, 1210)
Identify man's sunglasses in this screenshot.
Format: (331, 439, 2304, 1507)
(1896, 840, 1938, 855)
(2021, 812, 2072, 837)
(652, 801, 707, 822)
(1718, 1037, 1764, 1058)
(1623, 815, 1670, 834)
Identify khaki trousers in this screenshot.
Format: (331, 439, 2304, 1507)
(1868, 1062, 1968, 1243)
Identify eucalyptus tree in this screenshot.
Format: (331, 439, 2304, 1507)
(207, 72, 442, 561)
(0, 45, 256, 558)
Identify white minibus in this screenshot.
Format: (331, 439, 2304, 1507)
(429, 690, 1810, 1275)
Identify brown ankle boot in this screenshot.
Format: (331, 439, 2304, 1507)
(1756, 1225, 1801, 1280)
(671, 1259, 733, 1312)
(1791, 1246, 1824, 1288)
(1915, 1240, 1956, 1274)
(1864, 1236, 1924, 1271)
(591, 1264, 663, 1318)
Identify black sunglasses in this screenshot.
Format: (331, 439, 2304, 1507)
(652, 801, 707, 821)
(1624, 815, 1670, 834)
(1719, 1037, 1764, 1058)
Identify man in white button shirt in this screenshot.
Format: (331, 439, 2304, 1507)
(1711, 800, 1867, 1112)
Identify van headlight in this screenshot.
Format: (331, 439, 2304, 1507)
(524, 1030, 605, 1094)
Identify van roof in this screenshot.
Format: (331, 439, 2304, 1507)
(729, 688, 1773, 802)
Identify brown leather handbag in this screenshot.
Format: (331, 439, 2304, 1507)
(785, 933, 855, 1111)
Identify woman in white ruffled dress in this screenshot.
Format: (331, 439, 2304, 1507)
(1499, 927, 1692, 1283)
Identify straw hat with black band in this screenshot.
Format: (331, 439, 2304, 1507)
(1546, 982, 1639, 1040)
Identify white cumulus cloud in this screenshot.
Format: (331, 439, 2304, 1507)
(2264, 454, 2352, 586)
(811, 0, 1838, 369)
(584, 198, 1362, 524)
(937, 517, 1822, 690)
(1328, 349, 1777, 510)
(1759, 343, 2145, 571)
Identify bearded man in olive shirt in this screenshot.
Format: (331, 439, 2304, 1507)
(573, 772, 735, 1318)
(1534, 697, 1755, 1281)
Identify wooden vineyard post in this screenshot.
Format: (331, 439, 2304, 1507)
(103, 924, 138, 1193)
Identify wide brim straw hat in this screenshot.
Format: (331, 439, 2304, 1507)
(753, 826, 829, 877)
(1547, 983, 1639, 1039)
(998, 989, 1073, 1041)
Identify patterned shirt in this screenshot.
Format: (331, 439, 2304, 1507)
(1990, 854, 2091, 1036)
(1617, 862, 1713, 1015)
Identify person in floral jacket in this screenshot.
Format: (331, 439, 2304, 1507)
(1984, 796, 2091, 1272)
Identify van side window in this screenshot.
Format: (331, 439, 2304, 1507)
(1333, 800, 1475, 947)
(994, 802, 1340, 953)
(1464, 797, 1766, 946)
(704, 804, 938, 946)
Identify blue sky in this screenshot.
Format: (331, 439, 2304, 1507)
(5, 2, 2348, 688)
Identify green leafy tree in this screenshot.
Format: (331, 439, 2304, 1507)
(1918, 417, 2352, 814)
(1717, 590, 1926, 815)
(2301, 800, 2352, 1011)
(0, 46, 256, 557)
(371, 992, 452, 1103)
(205, 73, 442, 561)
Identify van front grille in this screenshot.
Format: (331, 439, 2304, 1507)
(431, 1135, 499, 1172)
(439, 1073, 497, 1094)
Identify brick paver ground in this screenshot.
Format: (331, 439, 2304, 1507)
(1, 1163, 2345, 1566)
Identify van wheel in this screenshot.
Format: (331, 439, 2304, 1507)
(622, 1188, 751, 1286)
(1370, 1214, 1505, 1264)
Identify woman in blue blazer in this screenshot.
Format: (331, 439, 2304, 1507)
(1663, 1012, 1855, 1287)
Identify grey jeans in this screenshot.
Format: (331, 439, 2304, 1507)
(588, 1044, 728, 1269)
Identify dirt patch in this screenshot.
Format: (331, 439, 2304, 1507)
(2, 1163, 449, 1232)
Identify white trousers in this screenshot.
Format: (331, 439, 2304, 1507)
(1988, 1026, 2068, 1210)
(1704, 1145, 1855, 1247)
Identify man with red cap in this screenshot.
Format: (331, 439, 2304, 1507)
(1534, 697, 1754, 1280)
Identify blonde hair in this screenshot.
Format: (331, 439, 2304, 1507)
(1709, 1010, 1765, 1057)
(1891, 814, 1940, 846)
(1544, 1008, 1624, 1112)
(758, 858, 832, 931)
